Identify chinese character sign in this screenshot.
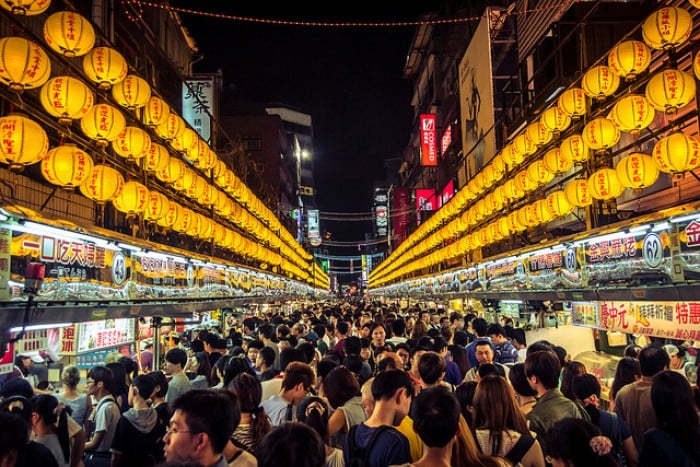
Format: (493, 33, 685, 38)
(182, 77, 215, 143)
(419, 114, 437, 166)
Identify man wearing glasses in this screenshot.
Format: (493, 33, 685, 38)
(163, 389, 239, 467)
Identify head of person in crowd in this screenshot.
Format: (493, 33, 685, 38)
(323, 366, 360, 410)
(223, 355, 256, 388)
(148, 370, 169, 402)
(410, 318, 429, 341)
(486, 323, 508, 347)
(508, 362, 538, 402)
(453, 330, 469, 347)
(473, 340, 495, 367)
(526, 339, 554, 356)
(411, 386, 460, 451)
(118, 356, 139, 384)
(639, 344, 670, 377)
(164, 389, 239, 465)
(0, 377, 33, 400)
(297, 342, 317, 366)
(87, 365, 115, 398)
(190, 339, 205, 354)
(258, 323, 277, 343)
(230, 372, 271, 449)
(476, 362, 505, 381)
(0, 411, 27, 466)
(610, 357, 641, 402)
(553, 346, 570, 368)
(450, 312, 465, 331)
(164, 348, 188, 375)
(281, 362, 316, 404)
(573, 373, 604, 421)
(296, 396, 334, 450)
(246, 339, 264, 365)
(257, 346, 277, 379)
(651, 370, 700, 452)
(511, 327, 527, 349)
(392, 318, 407, 338)
(256, 422, 326, 467)
(106, 361, 129, 397)
(343, 335, 362, 356)
(471, 318, 488, 338)
(546, 418, 617, 467)
(29, 394, 70, 464)
(191, 351, 213, 387)
(371, 322, 387, 348)
(280, 347, 307, 372)
(525, 350, 561, 393)
(473, 374, 530, 435)
(394, 343, 411, 370)
(560, 361, 587, 401)
(624, 344, 641, 359)
(417, 351, 446, 388)
(61, 364, 81, 390)
(455, 381, 478, 426)
(371, 369, 414, 426)
(211, 354, 232, 387)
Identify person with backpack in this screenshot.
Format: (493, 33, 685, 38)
(573, 374, 637, 467)
(472, 375, 545, 467)
(343, 369, 413, 467)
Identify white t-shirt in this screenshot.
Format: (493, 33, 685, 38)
(92, 396, 120, 452)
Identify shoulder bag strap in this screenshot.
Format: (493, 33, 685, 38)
(505, 433, 535, 465)
(364, 426, 391, 464)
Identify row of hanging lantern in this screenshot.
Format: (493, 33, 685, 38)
(0, 6, 313, 275)
(372, 4, 700, 286)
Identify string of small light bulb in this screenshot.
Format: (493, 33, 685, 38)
(127, 0, 570, 28)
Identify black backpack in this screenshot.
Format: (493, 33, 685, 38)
(346, 424, 392, 467)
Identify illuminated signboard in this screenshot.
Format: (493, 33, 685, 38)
(182, 76, 215, 143)
(441, 125, 452, 156)
(419, 114, 437, 166)
(415, 188, 436, 212)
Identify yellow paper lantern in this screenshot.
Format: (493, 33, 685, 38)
(642, 7, 693, 50)
(172, 167, 196, 192)
(582, 66, 620, 102)
(534, 199, 555, 224)
(0, 37, 51, 92)
(694, 50, 700, 81)
(519, 204, 540, 227)
(80, 103, 126, 147)
(526, 159, 554, 186)
(0, 114, 49, 169)
(112, 126, 151, 160)
(504, 178, 524, 201)
(172, 208, 194, 233)
(546, 190, 574, 217)
(515, 169, 537, 193)
(652, 132, 700, 174)
(170, 127, 198, 155)
(156, 202, 182, 228)
(557, 88, 587, 118)
(564, 179, 593, 207)
(143, 191, 170, 222)
(155, 156, 185, 183)
(197, 148, 218, 171)
(112, 74, 151, 110)
(214, 192, 233, 217)
(186, 138, 209, 164)
(482, 165, 496, 188)
(540, 106, 572, 134)
(493, 185, 507, 208)
(43, 11, 95, 57)
(40, 76, 94, 125)
(542, 148, 573, 175)
(645, 69, 696, 115)
(609, 94, 655, 135)
(506, 211, 524, 233)
(525, 121, 553, 147)
(501, 144, 524, 169)
(143, 142, 169, 173)
(582, 117, 620, 153)
(0, 0, 50, 15)
(489, 155, 506, 182)
(155, 113, 186, 141)
(560, 134, 590, 163)
(607, 40, 652, 81)
(82, 47, 128, 90)
(113, 181, 148, 215)
(496, 217, 511, 238)
(201, 184, 219, 206)
(513, 133, 537, 157)
(41, 144, 94, 188)
(185, 175, 208, 200)
(588, 168, 624, 200)
(141, 95, 170, 127)
(616, 153, 659, 189)
(79, 164, 124, 203)
(212, 160, 227, 179)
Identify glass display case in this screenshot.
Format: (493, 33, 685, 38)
(573, 350, 622, 407)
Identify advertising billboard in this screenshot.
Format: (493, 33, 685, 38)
(419, 114, 437, 166)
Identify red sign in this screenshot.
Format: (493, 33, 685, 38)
(416, 189, 436, 212)
(420, 114, 437, 166)
(441, 126, 452, 156)
(686, 220, 700, 246)
(440, 180, 455, 206)
(392, 188, 410, 246)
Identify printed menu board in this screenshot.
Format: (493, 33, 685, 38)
(76, 318, 135, 353)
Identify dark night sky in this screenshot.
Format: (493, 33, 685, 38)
(169, 3, 431, 242)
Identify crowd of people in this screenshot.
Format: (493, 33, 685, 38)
(0, 300, 699, 466)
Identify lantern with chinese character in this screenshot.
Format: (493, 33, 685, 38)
(201, 184, 219, 206)
(582, 66, 620, 102)
(43, 11, 95, 57)
(542, 148, 573, 175)
(609, 94, 655, 135)
(501, 143, 524, 169)
(645, 68, 696, 116)
(185, 175, 207, 200)
(560, 134, 590, 163)
(588, 168, 624, 200)
(558, 87, 587, 118)
(112, 74, 151, 110)
(642, 7, 692, 50)
(39, 76, 94, 125)
(172, 167, 196, 192)
(0, 0, 51, 15)
(185, 138, 209, 164)
(212, 159, 226, 179)
(504, 178, 524, 201)
(607, 40, 652, 81)
(564, 179, 593, 207)
(526, 159, 554, 186)
(508, 211, 526, 233)
(112, 180, 148, 215)
(489, 154, 506, 182)
(525, 121, 553, 148)
(195, 147, 217, 171)
(155, 112, 186, 141)
(616, 153, 659, 189)
(80, 103, 126, 148)
(547, 190, 574, 217)
(141, 95, 170, 127)
(170, 127, 198, 155)
(582, 117, 620, 154)
(143, 190, 170, 222)
(172, 207, 194, 233)
(534, 199, 555, 224)
(694, 51, 700, 81)
(513, 133, 537, 158)
(82, 46, 127, 90)
(156, 201, 182, 228)
(155, 156, 185, 183)
(0, 114, 48, 170)
(515, 169, 537, 193)
(652, 132, 700, 175)
(540, 105, 572, 135)
(142, 142, 169, 173)
(0, 37, 51, 92)
(112, 126, 151, 160)
(215, 168, 235, 191)
(79, 164, 124, 203)
(41, 144, 94, 188)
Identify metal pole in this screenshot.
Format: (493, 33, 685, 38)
(152, 317, 162, 372)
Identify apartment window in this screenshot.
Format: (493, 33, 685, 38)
(242, 135, 262, 151)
